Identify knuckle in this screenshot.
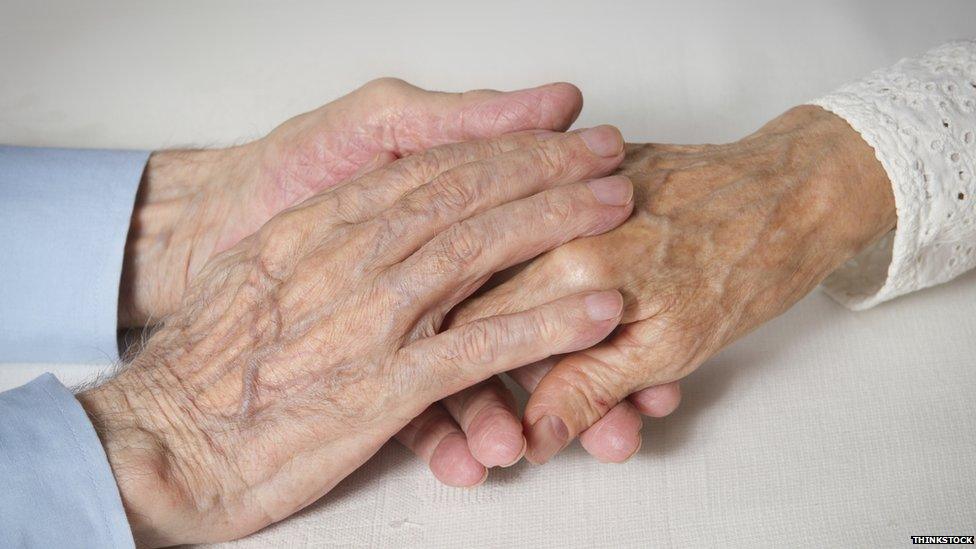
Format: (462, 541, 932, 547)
(420, 142, 479, 176)
(392, 193, 431, 226)
(537, 191, 576, 227)
(457, 321, 499, 368)
(426, 323, 506, 388)
(529, 143, 569, 178)
(254, 212, 306, 277)
(324, 191, 361, 224)
(393, 147, 446, 183)
(474, 95, 537, 131)
(526, 306, 562, 347)
(433, 222, 485, 269)
(361, 77, 412, 99)
(428, 171, 482, 215)
(551, 357, 625, 422)
(546, 242, 614, 288)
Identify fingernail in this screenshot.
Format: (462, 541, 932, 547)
(588, 176, 633, 206)
(526, 415, 570, 464)
(584, 291, 623, 321)
(500, 437, 527, 468)
(579, 125, 623, 157)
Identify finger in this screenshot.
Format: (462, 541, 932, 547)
(363, 79, 584, 153)
(509, 358, 681, 419)
(389, 173, 633, 312)
(440, 377, 525, 468)
(318, 130, 554, 225)
(443, 249, 681, 462)
(370, 125, 626, 263)
(578, 400, 643, 463)
(443, 259, 640, 468)
(434, 358, 674, 468)
(395, 404, 487, 487)
(629, 382, 682, 417)
(259, 80, 583, 208)
(447, 245, 582, 330)
(574, 382, 681, 464)
(522, 350, 629, 464)
(506, 358, 643, 464)
(522, 338, 678, 464)
(399, 290, 623, 404)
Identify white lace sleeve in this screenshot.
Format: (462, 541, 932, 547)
(809, 40, 976, 310)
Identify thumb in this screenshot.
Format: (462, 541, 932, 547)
(362, 78, 584, 154)
(522, 344, 647, 465)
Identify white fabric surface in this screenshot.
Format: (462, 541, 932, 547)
(814, 40, 976, 310)
(2, 1, 975, 547)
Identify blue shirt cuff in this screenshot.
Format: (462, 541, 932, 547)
(0, 373, 134, 548)
(0, 146, 149, 363)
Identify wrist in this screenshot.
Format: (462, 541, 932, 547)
(756, 105, 897, 269)
(119, 145, 254, 327)
(77, 358, 218, 547)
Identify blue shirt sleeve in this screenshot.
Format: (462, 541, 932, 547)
(0, 146, 149, 363)
(0, 147, 147, 545)
(0, 373, 134, 548)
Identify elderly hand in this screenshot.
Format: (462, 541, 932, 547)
(77, 125, 634, 546)
(419, 105, 897, 470)
(118, 78, 584, 326)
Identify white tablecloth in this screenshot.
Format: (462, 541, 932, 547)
(2, 1, 974, 546)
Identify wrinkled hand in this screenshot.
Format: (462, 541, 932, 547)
(77, 126, 634, 546)
(423, 105, 897, 470)
(118, 78, 584, 326)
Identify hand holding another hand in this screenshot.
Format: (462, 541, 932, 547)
(118, 78, 585, 326)
(89, 79, 900, 543)
(78, 126, 633, 546)
(433, 105, 897, 467)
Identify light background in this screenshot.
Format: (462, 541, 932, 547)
(2, 1, 975, 547)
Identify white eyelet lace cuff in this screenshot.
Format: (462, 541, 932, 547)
(809, 40, 976, 310)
